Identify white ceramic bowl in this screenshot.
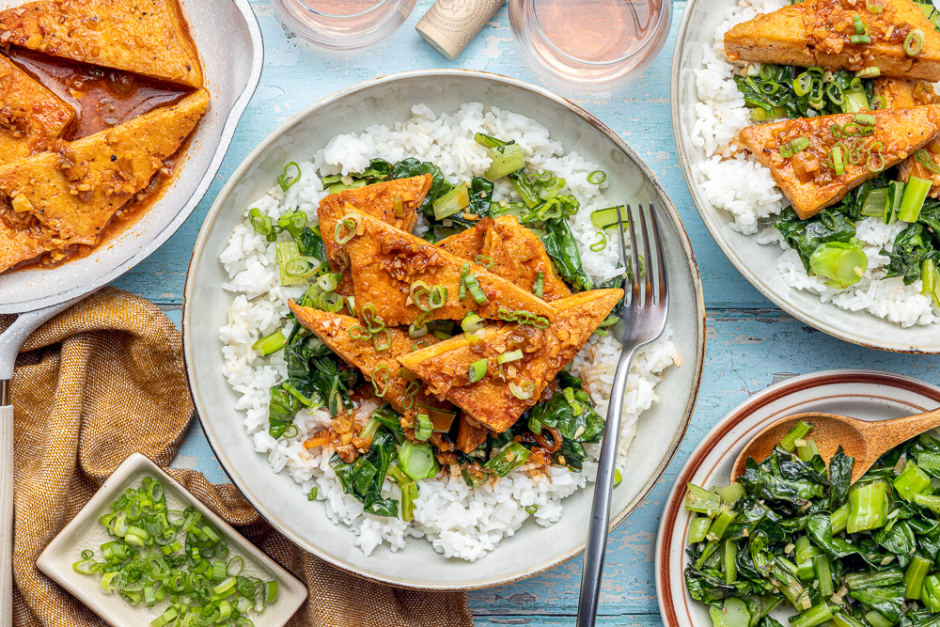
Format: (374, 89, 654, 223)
(655, 370, 940, 627)
(671, 0, 940, 353)
(37, 453, 308, 627)
(183, 70, 706, 589)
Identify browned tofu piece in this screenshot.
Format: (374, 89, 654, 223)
(0, 0, 203, 88)
(438, 216, 572, 302)
(0, 55, 74, 162)
(318, 175, 430, 271)
(874, 77, 940, 109)
(398, 289, 622, 434)
(345, 211, 557, 327)
(288, 302, 454, 430)
(0, 89, 209, 272)
(0, 220, 45, 272)
(874, 78, 940, 196)
(739, 106, 940, 219)
(456, 415, 489, 454)
(725, 0, 940, 81)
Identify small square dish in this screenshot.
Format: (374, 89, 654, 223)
(37, 453, 307, 627)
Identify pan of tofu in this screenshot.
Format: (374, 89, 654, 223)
(0, 0, 263, 314)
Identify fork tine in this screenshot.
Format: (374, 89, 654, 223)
(624, 205, 641, 303)
(648, 203, 668, 307)
(639, 204, 653, 306)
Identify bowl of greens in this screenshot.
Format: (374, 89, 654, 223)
(657, 369, 940, 627)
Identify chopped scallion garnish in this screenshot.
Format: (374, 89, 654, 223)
(468, 358, 488, 383)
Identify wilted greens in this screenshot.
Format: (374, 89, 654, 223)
(685, 422, 940, 627)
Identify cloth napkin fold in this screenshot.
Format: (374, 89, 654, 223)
(6, 287, 473, 627)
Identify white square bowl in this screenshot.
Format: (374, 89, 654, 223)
(36, 453, 308, 627)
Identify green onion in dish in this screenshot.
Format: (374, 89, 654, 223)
(74, 477, 278, 625)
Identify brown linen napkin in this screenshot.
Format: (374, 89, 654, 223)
(6, 287, 473, 627)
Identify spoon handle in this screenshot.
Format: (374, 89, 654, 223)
(859, 407, 940, 459)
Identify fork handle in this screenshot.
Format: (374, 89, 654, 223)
(1, 387, 13, 627)
(576, 349, 636, 627)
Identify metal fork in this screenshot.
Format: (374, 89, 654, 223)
(576, 203, 669, 627)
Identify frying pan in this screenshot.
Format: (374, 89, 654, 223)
(0, 0, 264, 621)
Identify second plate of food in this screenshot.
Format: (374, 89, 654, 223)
(657, 369, 940, 627)
(673, 0, 940, 352)
(184, 70, 704, 588)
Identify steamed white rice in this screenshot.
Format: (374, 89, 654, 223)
(218, 103, 679, 561)
(692, 0, 940, 327)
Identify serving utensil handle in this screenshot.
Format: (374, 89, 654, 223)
(576, 349, 634, 627)
(859, 407, 940, 461)
(1, 383, 12, 627)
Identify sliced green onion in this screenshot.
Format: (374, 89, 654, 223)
(855, 66, 881, 78)
(867, 142, 886, 173)
(525, 504, 539, 514)
(345, 296, 357, 317)
(485, 442, 531, 476)
(461, 313, 485, 334)
(587, 170, 606, 185)
(750, 106, 788, 121)
(826, 81, 845, 105)
(916, 149, 940, 174)
(853, 113, 876, 126)
(371, 365, 391, 397)
(906, 29, 925, 56)
(316, 272, 340, 293)
(277, 210, 307, 239)
(475, 254, 494, 269)
(429, 285, 447, 310)
(276, 242, 318, 285)
(497, 349, 523, 365)
(532, 271, 544, 298)
(360, 303, 385, 333)
(779, 136, 809, 159)
(853, 15, 865, 34)
(372, 329, 392, 352)
(830, 144, 845, 176)
(590, 231, 607, 252)
(252, 330, 287, 357)
(469, 358, 488, 383)
(277, 162, 301, 192)
(484, 143, 525, 181)
(433, 182, 470, 220)
(334, 215, 360, 244)
(414, 413, 432, 441)
(850, 34, 871, 44)
(793, 73, 813, 97)
(866, 0, 883, 12)
(509, 380, 534, 400)
(464, 273, 488, 304)
(899, 176, 932, 222)
(408, 320, 428, 338)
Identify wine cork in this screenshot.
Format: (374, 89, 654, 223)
(416, 0, 506, 62)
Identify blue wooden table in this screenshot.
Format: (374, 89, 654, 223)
(110, 1, 940, 623)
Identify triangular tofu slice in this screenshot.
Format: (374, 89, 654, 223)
(739, 106, 940, 219)
(725, 0, 940, 81)
(345, 211, 557, 327)
(0, 55, 74, 163)
(0, 221, 46, 272)
(438, 216, 572, 302)
(0, 0, 203, 88)
(288, 302, 455, 431)
(0, 89, 209, 271)
(318, 175, 430, 271)
(874, 78, 940, 197)
(398, 289, 622, 434)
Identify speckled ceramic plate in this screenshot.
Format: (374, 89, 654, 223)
(672, 0, 940, 353)
(182, 70, 706, 589)
(655, 369, 940, 627)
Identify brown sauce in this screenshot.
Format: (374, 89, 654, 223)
(3, 46, 197, 269)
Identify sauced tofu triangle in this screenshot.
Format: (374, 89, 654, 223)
(878, 78, 940, 197)
(0, 0, 203, 88)
(288, 302, 455, 429)
(739, 105, 940, 219)
(724, 0, 940, 82)
(345, 211, 557, 327)
(438, 215, 572, 302)
(0, 55, 74, 163)
(397, 289, 623, 434)
(0, 89, 209, 272)
(318, 175, 430, 273)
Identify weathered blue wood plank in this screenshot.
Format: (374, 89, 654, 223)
(111, 0, 770, 309)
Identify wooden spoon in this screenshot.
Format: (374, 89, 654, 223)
(731, 408, 940, 483)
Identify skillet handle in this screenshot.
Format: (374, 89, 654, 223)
(1, 395, 12, 627)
